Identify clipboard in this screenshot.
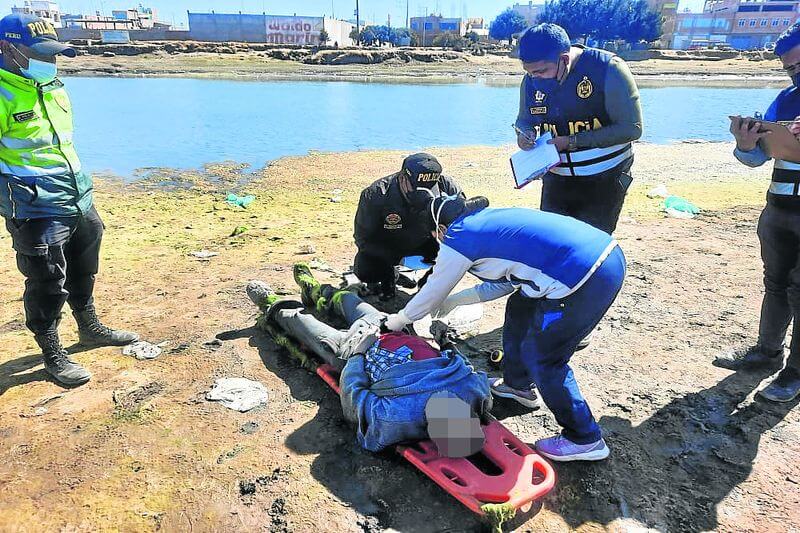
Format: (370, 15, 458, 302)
(509, 132, 561, 189)
(758, 120, 800, 163)
(730, 116, 800, 163)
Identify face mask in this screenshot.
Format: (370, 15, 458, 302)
(21, 58, 57, 84)
(532, 55, 568, 93)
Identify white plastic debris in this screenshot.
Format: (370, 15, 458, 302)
(190, 250, 219, 260)
(419, 303, 484, 341)
(647, 184, 669, 199)
(206, 378, 269, 412)
(444, 303, 484, 336)
(309, 258, 337, 273)
(298, 243, 316, 255)
(664, 208, 698, 220)
(122, 341, 165, 360)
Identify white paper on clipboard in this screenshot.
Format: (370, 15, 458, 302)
(510, 132, 561, 189)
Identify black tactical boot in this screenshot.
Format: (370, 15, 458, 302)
(73, 306, 139, 347)
(35, 332, 91, 386)
(713, 344, 785, 371)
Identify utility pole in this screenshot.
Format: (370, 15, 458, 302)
(423, 6, 428, 47)
(356, 0, 360, 44)
(406, 0, 409, 29)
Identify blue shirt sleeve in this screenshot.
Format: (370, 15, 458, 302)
(734, 145, 770, 167)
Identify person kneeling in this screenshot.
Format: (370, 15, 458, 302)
(247, 264, 491, 456)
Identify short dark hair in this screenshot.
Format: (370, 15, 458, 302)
(775, 22, 800, 57)
(518, 23, 571, 63)
(431, 196, 490, 228)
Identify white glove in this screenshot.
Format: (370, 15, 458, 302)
(384, 311, 411, 332)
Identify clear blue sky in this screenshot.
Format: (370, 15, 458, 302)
(0, 0, 708, 28)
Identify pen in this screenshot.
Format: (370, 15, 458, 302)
(512, 124, 536, 143)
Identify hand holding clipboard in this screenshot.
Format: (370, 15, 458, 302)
(730, 114, 800, 162)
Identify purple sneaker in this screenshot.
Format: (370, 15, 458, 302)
(535, 435, 610, 462)
(490, 378, 542, 410)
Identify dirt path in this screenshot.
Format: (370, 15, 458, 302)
(0, 144, 798, 532)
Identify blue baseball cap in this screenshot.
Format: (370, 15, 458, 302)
(0, 13, 76, 57)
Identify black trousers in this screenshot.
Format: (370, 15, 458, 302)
(353, 239, 439, 287)
(541, 163, 633, 235)
(4, 206, 104, 335)
(757, 203, 800, 370)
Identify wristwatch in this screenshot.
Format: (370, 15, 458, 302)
(567, 134, 578, 152)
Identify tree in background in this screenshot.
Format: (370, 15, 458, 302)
(489, 8, 529, 44)
(538, 0, 662, 44)
(432, 31, 469, 49)
(617, 0, 662, 43)
(373, 25, 396, 46)
(360, 26, 379, 46)
(349, 27, 361, 45)
(393, 27, 413, 46)
(319, 29, 330, 45)
(466, 30, 480, 44)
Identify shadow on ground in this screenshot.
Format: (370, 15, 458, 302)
(228, 305, 799, 533)
(461, 325, 799, 531)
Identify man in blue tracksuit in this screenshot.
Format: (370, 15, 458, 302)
(385, 197, 626, 461)
(716, 23, 800, 403)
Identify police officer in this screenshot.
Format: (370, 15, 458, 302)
(353, 153, 462, 300)
(514, 24, 643, 235)
(716, 23, 800, 403)
(0, 13, 138, 387)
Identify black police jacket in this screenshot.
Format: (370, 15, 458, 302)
(354, 173, 463, 261)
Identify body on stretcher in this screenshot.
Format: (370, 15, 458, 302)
(315, 362, 556, 519)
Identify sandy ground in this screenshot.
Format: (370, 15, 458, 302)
(61, 51, 790, 87)
(1, 143, 799, 532)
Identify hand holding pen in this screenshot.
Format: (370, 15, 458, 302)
(513, 124, 538, 151)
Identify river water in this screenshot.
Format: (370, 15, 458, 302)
(64, 77, 781, 177)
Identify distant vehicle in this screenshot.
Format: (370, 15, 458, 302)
(711, 42, 734, 51)
(688, 39, 711, 50)
(764, 42, 776, 52)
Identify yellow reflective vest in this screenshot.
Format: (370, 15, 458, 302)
(0, 68, 93, 219)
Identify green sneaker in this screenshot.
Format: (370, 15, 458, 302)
(293, 263, 322, 307)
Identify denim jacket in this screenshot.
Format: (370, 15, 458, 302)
(339, 351, 491, 452)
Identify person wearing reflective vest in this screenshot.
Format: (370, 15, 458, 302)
(0, 13, 138, 387)
(718, 22, 800, 403)
(514, 24, 643, 235)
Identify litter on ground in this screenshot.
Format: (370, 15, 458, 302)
(122, 341, 166, 360)
(206, 378, 270, 412)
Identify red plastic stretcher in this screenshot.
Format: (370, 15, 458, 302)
(314, 363, 556, 519)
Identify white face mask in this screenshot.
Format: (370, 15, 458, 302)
(21, 58, 57, 84)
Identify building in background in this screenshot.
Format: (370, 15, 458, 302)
(512, 2, 543, 26)
(465, 17, 489, 40)
(111, 6, 160, 29)
(647, 0, 679, 48)
(63, 5, 163, 31)
(187, 12, 355, 46)
(409, 15, 465, 46)
(672, 0, 798, 49)
(11, 1, 62, 27)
